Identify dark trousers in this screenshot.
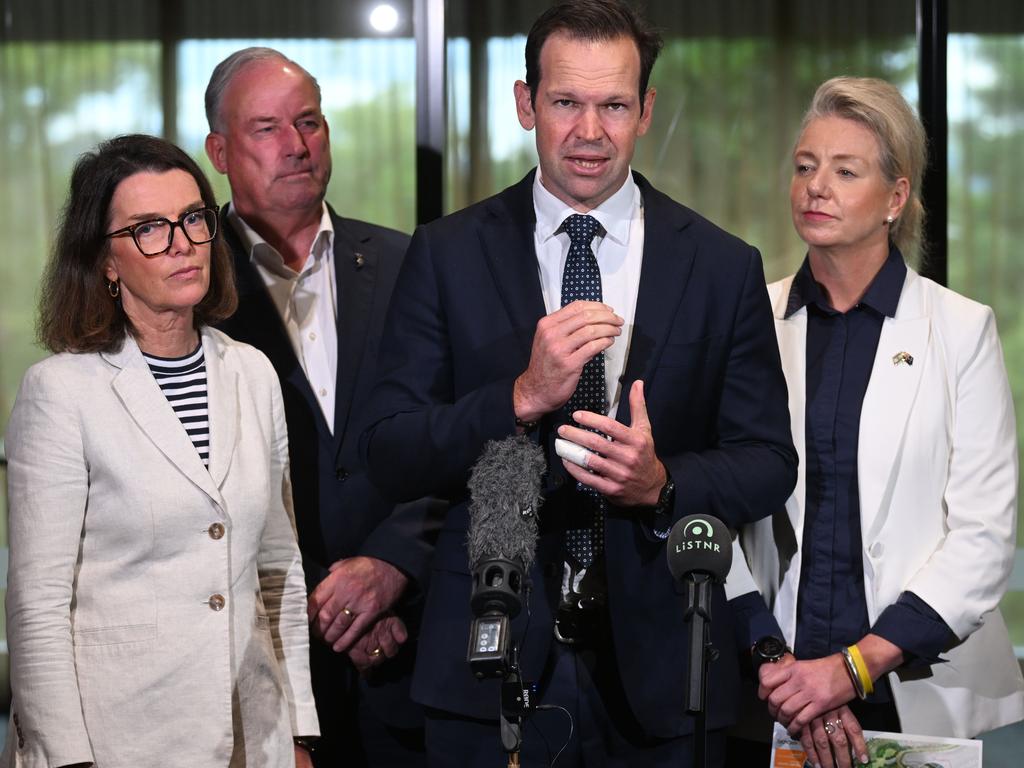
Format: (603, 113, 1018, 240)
(425, 626, 725, 767)
(310, 641, 426, 768)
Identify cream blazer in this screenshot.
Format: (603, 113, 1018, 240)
(738, 267, 1024, 738)
(2, 328, 319, 767)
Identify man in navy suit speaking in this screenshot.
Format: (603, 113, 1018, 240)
(205, 48, 435, 766)
(361, 2, 797, 765)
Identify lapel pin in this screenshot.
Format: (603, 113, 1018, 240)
(353, 253, 365, 270)
(892, 351, 914, 366)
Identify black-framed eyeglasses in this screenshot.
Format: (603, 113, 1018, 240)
(105, 206, 219, 256)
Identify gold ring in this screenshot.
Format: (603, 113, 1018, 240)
(342, 607, 354, 618)
(371, 647, 382, 657)
(824, 721, 836, 735)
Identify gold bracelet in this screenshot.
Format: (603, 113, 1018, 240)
(847, 644, 874, 696)
(840, 647, 866, 699)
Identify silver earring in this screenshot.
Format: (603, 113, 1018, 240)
(107, 279, 120, 298)
(885, 215, 895, 225)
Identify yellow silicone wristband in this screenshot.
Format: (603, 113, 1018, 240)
(847, 644, 874, 696)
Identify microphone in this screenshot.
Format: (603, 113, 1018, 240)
(465, 436, 546, 678)
(666, 514, 732, 715)
(666, 514, 732, 583)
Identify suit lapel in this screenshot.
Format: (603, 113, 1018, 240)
(331, 211, 378, 443)
(479, 172, 548, 366)
(615, 175, 697, 425)
(202, 329, 238, 492)
(859, 272, 929, 540)
(775, 305, 808, 538)
(105, 335, 225, 509)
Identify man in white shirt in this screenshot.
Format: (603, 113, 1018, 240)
(205, 47, 434, 767)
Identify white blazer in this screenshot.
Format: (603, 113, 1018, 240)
(2, 328, 319, 767)
(739, 267, 1024, 738)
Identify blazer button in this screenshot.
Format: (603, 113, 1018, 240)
(336, 467, 348, 481)
(208, 593, 226, 611)
(208, 522, 225, 540)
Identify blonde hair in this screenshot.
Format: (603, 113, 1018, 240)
(799, 76, 927, 260)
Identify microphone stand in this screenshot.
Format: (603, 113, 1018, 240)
(499, 643, 523, 767)
(684, 572, 716, 768)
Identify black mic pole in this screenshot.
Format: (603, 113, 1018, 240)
(499, 643, 523, 767)
(685, 572, 714, 768)
(667, 514, 732, 768)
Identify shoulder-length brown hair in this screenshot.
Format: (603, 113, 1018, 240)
(39, 134, 237, 353)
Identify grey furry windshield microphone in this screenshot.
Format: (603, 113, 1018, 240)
(466, 436, 546, 571)
(465, 436, 546, 678)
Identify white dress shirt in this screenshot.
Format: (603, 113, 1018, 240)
(532, 168, 645, 416)
(533, 170, 646, 596)
(228, 204, 338, 431)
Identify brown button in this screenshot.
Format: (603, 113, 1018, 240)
(208, 594, 226, 611)
(208, 522, 225, 540)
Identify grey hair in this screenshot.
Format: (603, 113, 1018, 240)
(799, 76, 928, 261)
(204, 46, 322, 133)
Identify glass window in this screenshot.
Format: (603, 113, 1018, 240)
(947, 33, 1024, 651)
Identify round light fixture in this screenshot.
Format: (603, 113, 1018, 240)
(369, 4, 399, 33)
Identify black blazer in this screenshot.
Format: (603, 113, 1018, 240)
(361, 172, 797, 737)
(216, 204, 441, 730)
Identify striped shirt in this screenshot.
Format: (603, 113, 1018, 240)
(143, 343, 210, 467)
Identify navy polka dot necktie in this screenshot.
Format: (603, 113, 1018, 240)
(560, 213, 606, 569)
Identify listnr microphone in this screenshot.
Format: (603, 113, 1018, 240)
(465, 436, 546, 678)
(666, 514, 732, 717)
(666, 514, 732, 583)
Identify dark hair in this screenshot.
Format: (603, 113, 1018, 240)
(39, 134, 236, 353)
(205, 46, 321, 133)
(525, 0, 663, 111)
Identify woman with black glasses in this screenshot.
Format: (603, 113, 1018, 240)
(3, 134, 318, 767)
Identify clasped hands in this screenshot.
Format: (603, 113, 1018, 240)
(514, 300, 665, 508)
(759, 655, 869, 768)
(307, 555, 409, 672)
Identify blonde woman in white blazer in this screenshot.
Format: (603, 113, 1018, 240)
(3, 135, 318, 767)
(738, 78, 1024, 766)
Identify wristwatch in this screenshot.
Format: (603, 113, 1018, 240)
(294, 736, 319, 754)
(652, 476, 676, 514)
(751, 635, 790, 673)
(514, 414, 539, 431)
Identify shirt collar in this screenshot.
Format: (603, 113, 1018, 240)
(532, 167, 638, 246)
(227, 202, 334, 278)
(785, 246, 907, 319)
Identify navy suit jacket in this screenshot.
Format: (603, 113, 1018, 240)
(216, 204, 442, 728)
(360, 172, 796, 737)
